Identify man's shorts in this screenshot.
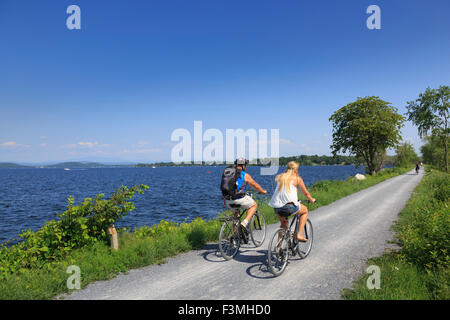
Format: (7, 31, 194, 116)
(274, 203, 300, 218)
(225, 195, 255, 213)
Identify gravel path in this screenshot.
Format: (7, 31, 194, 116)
(64, 169, 423, 300)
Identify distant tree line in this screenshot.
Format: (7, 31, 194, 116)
(135, 154, 358, 168)
(264, 154, 357, 166)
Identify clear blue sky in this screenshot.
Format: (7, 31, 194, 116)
(1, 0, 449, 163)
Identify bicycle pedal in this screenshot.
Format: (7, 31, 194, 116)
(241, 231, 249, 244)
(290, 247, 297, 256)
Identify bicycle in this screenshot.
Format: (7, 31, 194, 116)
(267, 205, 314, 276)
(218, 197, 267, 260)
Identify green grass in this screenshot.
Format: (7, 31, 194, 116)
(0, 218, 222, 299)
(0, 166, 412, 300)
(342, 168, 449, 300)
(342, 254, 431, 300)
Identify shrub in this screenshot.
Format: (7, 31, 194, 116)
(0, 184, 148, 279)
(396, 171, 449, 271)
(399, 204, 449, 270)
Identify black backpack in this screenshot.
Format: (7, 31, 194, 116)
(220, 166, 245, 199)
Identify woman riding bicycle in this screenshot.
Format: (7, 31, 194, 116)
(269, 161, 315, 242)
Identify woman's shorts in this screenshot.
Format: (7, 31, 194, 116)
(274, 203, 300, 218)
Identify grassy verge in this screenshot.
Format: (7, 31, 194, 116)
(0, 166, 411, 299)
(0, 218, 221, 300)
(342, 168, 449, 300)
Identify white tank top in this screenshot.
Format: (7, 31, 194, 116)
(269, 180, 300, 208)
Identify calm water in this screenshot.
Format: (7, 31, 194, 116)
(0, 165, 365, 243)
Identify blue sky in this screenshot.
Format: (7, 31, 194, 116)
(0, 0, 449, 163)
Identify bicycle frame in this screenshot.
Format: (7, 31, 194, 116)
(218, 204, 267, 260)
(221, 208, 249, 238)
(289, 214, 310, 241)
(221, 208, 247, 222)
(229, 208, 264, 237)
(281, 213, 310, 252)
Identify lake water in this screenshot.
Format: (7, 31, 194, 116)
(0, 165, 365, 243)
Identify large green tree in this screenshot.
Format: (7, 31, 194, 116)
(329, 96, 404, 175)
(406, 85, 449, 172)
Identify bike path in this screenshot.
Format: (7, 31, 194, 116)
(64, 169, 423, 300)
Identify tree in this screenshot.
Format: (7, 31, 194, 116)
(420, 135, 445, 169)
(329, 96, 404, 175)
(394, 142, 418, 168)
(406, 85, 449, 172)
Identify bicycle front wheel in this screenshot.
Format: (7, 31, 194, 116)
(296, 219, 313, 259)
(218, 219, 240, 260)
(249, 211, 266, 247)
(267, 228, 289, 277)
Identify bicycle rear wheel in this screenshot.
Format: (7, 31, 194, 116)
(218, 219, 240, 260)
(249, 211, 266, 247)
(296, 219, 313, 259)
(267, 228, 289, 276)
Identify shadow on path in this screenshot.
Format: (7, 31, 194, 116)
(199, 243, 226, 263)
(199, 241, 309, 280)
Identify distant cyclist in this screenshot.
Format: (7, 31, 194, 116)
(221, 157, 267, 230)
(269, 161, 315, 242)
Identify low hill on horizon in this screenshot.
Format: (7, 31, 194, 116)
(0, 161, 131, 168)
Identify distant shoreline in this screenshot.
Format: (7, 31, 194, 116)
(0, 154, 396, 169)
(0, 163, 359, 169)
(0, 162, 132, 169)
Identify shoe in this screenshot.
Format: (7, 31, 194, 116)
(240, 222, 249, 232)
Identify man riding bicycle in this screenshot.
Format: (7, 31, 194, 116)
(221, 157, 267, 231)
